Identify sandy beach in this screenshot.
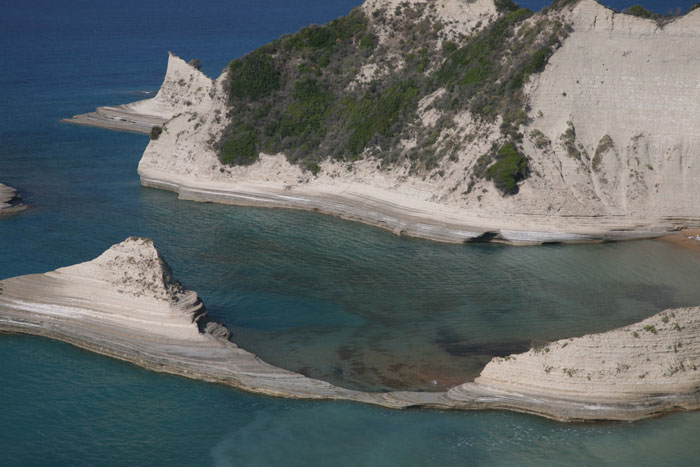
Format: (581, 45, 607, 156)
(659, 229, 700, 253)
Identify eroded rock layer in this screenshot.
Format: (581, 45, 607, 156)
(0, 183, 26, 215)
(1, 237, 699, 421)
(64, 0, 700, 243)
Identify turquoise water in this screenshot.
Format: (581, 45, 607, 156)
(2, 0, 700, 465)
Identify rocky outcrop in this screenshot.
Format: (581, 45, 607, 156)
(0, 183, 26, 215)
(0, 237, 445, 407)
(62, 52, 214, 134)
(449, 307, 700, 420)
(65, 1, 700, 243)
(1, 237, 699, 421)
(520, 0, 700, 222)
(474, 307, 700, 402)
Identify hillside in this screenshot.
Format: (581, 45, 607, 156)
(67, 0, 700, 243)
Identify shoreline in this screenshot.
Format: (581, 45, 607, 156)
(61, 105, 167, 135)
(3, 300, 697, 422)
(140, 171, 685, 246)
(0, 183, 26, 216)
(658, 229, 700, 253)
(1, 237, 697, 422)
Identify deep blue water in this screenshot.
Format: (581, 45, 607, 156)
(2, 0, 700, 465)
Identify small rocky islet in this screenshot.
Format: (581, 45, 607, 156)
(0, 237, 698, 422)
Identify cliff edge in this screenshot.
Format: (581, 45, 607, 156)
(450, 307, 700, 417)
(1, 237, 699, 421)
(67, 0, 700, 243)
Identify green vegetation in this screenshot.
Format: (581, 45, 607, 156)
(217, 2, 564, 192)
(435, 7, 566, 138)
(150, 126, 162, 140)
(219, 124, 259, 165)
(485, 143, 529, 195)
(592, 134, 613, 171)
(228, 52, 281, 100)
(346, 81, 420, 156)
(494, 0, 520, 13)
(530, 129, 550, 149)
(546, 0, 583, 10)
(644, 324, 658, 335)
(623, 5, 658, 19)
(560, 121, 582, 160)
(531, 339, 550, 354)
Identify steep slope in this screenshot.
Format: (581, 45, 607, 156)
(451, 307, 700, 416)
(68, 0, 700, 243)
(62, 52, 214, 134)
(519, 0, 700, 220)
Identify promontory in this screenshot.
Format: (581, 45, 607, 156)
(0, 183, 26, 216)
(1, 236, 698, 421)
(64, 0, 700, 244)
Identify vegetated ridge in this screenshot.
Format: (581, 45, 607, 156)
(218, 0, 569, 195)
(75, 0, 700, 243)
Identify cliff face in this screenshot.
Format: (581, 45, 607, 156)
(519, 0, 700, 219)
(132, 0, 700, 241)
(460, 306, 700, 403)
(128, 52, 215, 119)
(2, 237, 699, 420)
(0, 237, 206, 340)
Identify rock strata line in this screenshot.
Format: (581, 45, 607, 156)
(64, 2, 700, 244)
(62, 106, 167, 134)
(1, 237, 698, 421)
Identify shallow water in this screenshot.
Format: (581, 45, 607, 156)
(2, 0, 700, 465)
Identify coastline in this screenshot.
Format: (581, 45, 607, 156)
(658, 229, 700, 253)
(61, 105, 167, 135)
(61, 103, 696, 246)
(139, 169, 682, 245)
(0, 183, 26, 216)
(1, 237, 698, 422)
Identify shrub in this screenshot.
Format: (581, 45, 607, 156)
(560, 121, 581, 159)
(150, 125, 162, 140)
(220, 125, 259, 165)
(592, 134, 613, 170)
(529, 129, 550, 149)
(228, 51, 281, 100)
(347, 81, 420, 156)
(216, 4, 560, 197)
(623, 5, 657, 19)
(494, 0, 520, 13)
(303, 161, 321, 175)
(485, 142, 529, 195)
(279, 77, 332, 142)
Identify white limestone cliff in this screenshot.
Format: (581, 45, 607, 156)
(66, 0, 700, 243)
(457, 306, 700, 404)
(1, 237, 699, 421)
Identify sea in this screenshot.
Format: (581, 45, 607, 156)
(1, 0, 700, 465)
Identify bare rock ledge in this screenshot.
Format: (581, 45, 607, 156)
(0, 183, 26, 215)
(1, 237, 699, 421)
